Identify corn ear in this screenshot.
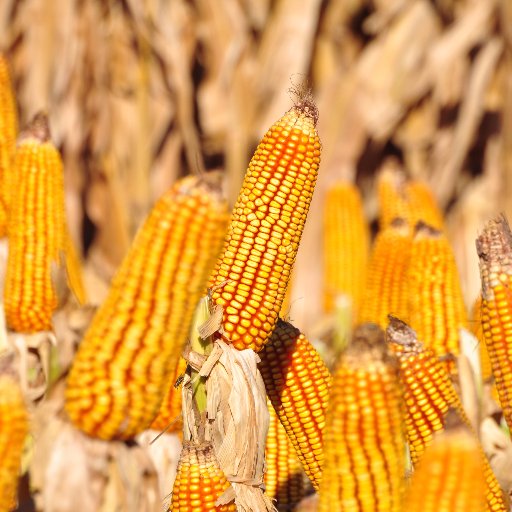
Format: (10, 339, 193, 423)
(210, 97, 321, 351)
(65, 175, 229, 440)
(259, 319, 332, 490)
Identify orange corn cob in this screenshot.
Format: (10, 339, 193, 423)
(264, 399, 306, 510)
(259, 319, 332, 490)
(150, 357, 187, 434)
(403, 411, 486, 512)
(65, 175, 229, 440)
(319, 324, 405, 512)
(323, 180, 369, 315)
(357, 218, 412, 327)
(407, 222, 468, 367)
(4, 113, 85, 332)
(0, 372, 28, 511)
(0, 54, 18, 237)
(476, 215, 512, 430)
(170, 441, 236, 511)
(210, 96, 321, 351)
(386, 317, 506, 512)
(377, 162, 444, 230)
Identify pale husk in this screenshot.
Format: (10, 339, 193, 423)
(182, 338, 275, 511)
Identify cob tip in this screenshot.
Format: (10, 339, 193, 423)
(414, 220, 442, 238)
(18, 111, 51, 144)
(385, 315, 423, 355)
(288, 80, 319, 126)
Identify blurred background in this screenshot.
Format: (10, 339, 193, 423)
(1, 0, 511, 337)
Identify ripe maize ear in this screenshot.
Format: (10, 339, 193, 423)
(407, 222, 468, 371)
(357, 218, 412, 327)
(4, 113, 85, 333)
(403, 410, 486, 512)
(0, 54, 17, 237)
(476, 215, 512, 430)
(150, 357, 187, 434)
(210, 97, 321, 351)
(170, 441, 236, 511)
(319, 323, 405, 512)
(259, 319, 332, 490)
(65, 174, 229, 440)
(386, 316, 506, 512)
(377, 162, 443, 230)
(323, 180, 369, 315)
(264, 399, 306, 509)
(0, 372, 28, 511)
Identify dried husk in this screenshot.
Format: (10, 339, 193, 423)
(182, 337, 275, 511)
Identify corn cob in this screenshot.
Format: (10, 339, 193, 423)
(386, 316, 506, 512)
(357, 218, 412, 327)
(318, 323, 405, 512)
(65, 174, 229, 440)
(403, 410, 486, 512)
(259, 319, 332, 490)
(210, 96, 321, 351)
(323, 180, 369, 316)
(264, 399, 306, 510)
(407, 222, 468, 368)
(150, 357, 187, 434)
(4, 113, 85, 333)
(0, 54, 18, 237)
(170, 441, 236, 511)
(0, 372, 28, 511)
(476, 215, 512, 430)
(377, 162, 444, 230)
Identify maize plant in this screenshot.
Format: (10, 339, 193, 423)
(386, 316, 506, 512)
(0, 371, 28, 511)
(210, 95, 321, 352)
(65, 174, 229, 440)
(377, 164, 444, 230)
(0, 54, 17, 238)
(150, 357, 187, 434)
(476, 215, 512, 430)
(323, 180, 369, 316)
(407, 221, 468, 371)
(259, 319, 332, 490)
(319, 323, 405, 512)
(358, 218, 412, 327)
(403, 410, 486, 512)
(4, 113, 85, 333)
(264, 399, 306, 510)
(170, 441, 236, 511)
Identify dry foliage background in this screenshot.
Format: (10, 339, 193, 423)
(1, 0, 512, 511)
(1, 0, 512, 335)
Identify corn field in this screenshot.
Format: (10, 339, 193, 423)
(0, 0, 512, 511)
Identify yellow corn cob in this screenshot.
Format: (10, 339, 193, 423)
(323, 180, 369, 315)
(0, 54, 18, 237)
(264, 399, 306, 510)
(377, 163, 444, 230)
(170, 441, 236, 511)
(403, 411, 486, 512)
(210, 97, 321, 351)
(357, 218, 412, 327)
(259, 319, 332, 490)
(407, 222, 468, 368)
(386, 316, 506, 512)
(0, 372, 28, 511)
(65, 174, 229, 440)
(476, 215, 512, 430)
(150, 357, 187, 434)
(319, 323, 405, 512)
(471, 296, 493, 381)
(4, 113, 85, 333)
